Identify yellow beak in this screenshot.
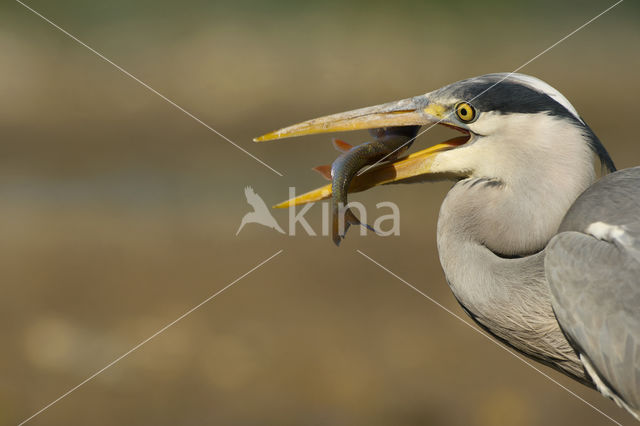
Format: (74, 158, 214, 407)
(254, 96, 435, 142)
(254, 96, 468, 207)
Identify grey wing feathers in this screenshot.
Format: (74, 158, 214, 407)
(546, 232, 640, 417)
(545, 166, 640, 418)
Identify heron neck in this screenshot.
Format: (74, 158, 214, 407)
(436, 199, 549, 312)
(435, 181, 590, 383)
(430, 114, 597, 254)
(434, 172, 580, 312)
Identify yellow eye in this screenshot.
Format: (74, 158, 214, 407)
(455, 102, 476, 123)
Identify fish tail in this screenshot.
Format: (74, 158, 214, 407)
(349, 210, 376, 235)
(331, 211, 343, 246)
(331, 205, 375, 246)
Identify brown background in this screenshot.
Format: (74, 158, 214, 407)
(1, 0, 639, 424)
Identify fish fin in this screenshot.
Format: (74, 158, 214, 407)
(331, 206, 375, 246)
(312, 165, 333, 181)
(332, 138, 353, 153)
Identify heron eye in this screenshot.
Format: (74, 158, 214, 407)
(455, 102, 476, 123)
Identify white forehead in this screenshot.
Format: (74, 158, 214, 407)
(495, 73, 583, 123)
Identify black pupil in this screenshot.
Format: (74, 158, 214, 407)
(460, 108, 467, 116)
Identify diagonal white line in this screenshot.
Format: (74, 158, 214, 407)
(356, 0, 623, 176)
(356, 249, 623, 426)
(16, 0, 284, 177)
(18, 249, 284, 426)
(504, 0, 623, 76)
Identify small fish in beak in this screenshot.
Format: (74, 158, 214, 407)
(327, 126, 420, 246)
(255, 94, 469, 245)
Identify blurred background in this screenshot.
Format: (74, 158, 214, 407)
(1, 0, 639, 424)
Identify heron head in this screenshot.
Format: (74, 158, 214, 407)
(255, 73, 614, 208)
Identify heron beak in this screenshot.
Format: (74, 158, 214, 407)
(254, 96, 434, 142)
(254, 96, 469, 207)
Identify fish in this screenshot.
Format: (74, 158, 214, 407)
(327, 125, 420, 245)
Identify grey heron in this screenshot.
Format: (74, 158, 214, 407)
(255, 73, 640, 420)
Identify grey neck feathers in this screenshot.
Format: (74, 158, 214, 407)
(434, 119, 597, 384)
